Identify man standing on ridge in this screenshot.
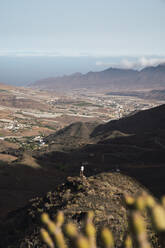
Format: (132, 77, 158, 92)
(80, 165, 84, 177)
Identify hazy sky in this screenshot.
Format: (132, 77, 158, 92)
(0, 0, 165, 57)
(0, 0, 165, 85)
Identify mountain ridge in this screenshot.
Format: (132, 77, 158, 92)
(0, 172, 150, 248)
(30, 64, 165, 91)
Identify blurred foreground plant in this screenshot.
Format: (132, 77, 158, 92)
(41, 193, 165, 248)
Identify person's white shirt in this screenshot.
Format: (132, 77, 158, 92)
(81, 166, 84, 172)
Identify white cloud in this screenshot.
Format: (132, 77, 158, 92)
(96, 57, 165, 70)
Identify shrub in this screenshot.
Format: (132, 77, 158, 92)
(41, 193, 165, 248)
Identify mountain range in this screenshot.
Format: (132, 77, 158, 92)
(30, 64, 165, 91)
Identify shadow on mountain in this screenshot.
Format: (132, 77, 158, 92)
(0, 159, 67, 218)
(0, 172, 153, 248)
(34, 104, 165, 197)
(91, 104, 165, 138)
(1, 104, 165, 218)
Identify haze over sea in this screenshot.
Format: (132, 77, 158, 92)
(0, 56, 135, 86)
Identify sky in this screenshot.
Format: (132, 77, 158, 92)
(0, 0, 165, 85)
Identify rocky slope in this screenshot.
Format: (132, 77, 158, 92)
(0, 172, 150, 248)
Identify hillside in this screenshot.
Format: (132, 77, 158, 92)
(30, 64, 165, 91)
(91, 104, 165, 140)
(0, 172, 150, 248)
(44, 121, 98, 150)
